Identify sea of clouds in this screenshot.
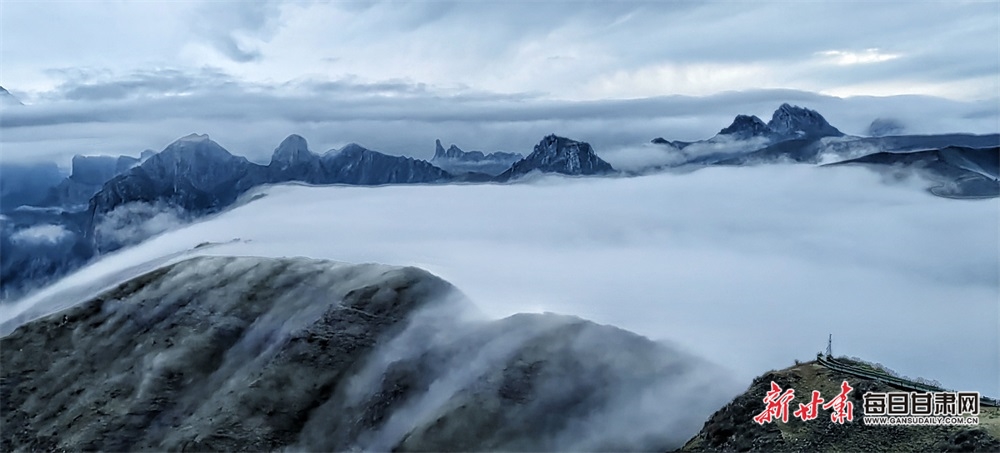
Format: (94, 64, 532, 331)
(2, 164, 996, 398)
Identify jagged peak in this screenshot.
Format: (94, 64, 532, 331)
(434, 139, 445, 156)
(495, 133, 612, 181)
(536, 134, 585, 150)
(767, 104, 842, 137)
(718, 114, 771, 137)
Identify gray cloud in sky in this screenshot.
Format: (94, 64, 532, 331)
(49, 68, 240, 102)
(0, 1, 997, 165)
(189, 1, 283, 62)
(3, 1, 997, 98)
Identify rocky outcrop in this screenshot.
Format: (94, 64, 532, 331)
(766, 103, 843, 139)
(718, 115, 774, 140)
(88, 134, 263, 220)
(495, 134, 615, 181)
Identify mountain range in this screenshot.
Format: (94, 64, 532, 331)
(0, 132, 613, 298)
(89, 133, 611, 225)
(648, 103, 998, 198)
(1, 103, 997, 301)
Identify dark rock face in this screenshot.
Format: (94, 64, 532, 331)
(88, 134, 262, 219)
(89, 134, 452, 226)
(718, 115, 773, 139)
(431, 140, 523, 176)
(267, 134, 327, 183)
(767, 103, 843, 138)
(1, 256, 734, 452)
(496, 134, 615, 181)
(321, 143, 451, 186)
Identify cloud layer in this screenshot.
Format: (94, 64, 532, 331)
(5, 166, 996, 398)
(4, 2, 998, 100)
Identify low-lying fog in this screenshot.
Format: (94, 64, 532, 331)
(4, 165, 997, 397)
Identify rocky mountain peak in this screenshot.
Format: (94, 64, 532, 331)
(718, 115, 773, 139)
(270, 134, 315, 167)
(434, 139, 448, 159)
(767, 104, 843, 138)
(495, 134, 614, 181)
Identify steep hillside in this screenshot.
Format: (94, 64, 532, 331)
(2, 255, 733, 451)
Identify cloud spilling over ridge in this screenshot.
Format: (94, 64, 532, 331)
(1, 254, 742, 451)
(4, 165, 996, 399)
(92, 201, 189, 252)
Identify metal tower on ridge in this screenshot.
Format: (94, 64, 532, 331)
(826, 334, 833, 357)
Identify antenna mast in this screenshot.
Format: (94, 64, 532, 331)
(826, 334, 833, 357)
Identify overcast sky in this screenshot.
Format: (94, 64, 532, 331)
(1, 1, 998, 164)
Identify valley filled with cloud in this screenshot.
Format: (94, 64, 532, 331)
(2, 1, 998, 451)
